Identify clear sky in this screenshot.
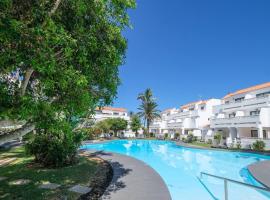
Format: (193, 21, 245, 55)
(113, 0, 270, 112)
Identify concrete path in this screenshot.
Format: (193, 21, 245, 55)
(85, 150, 171, 200)
(248, 160, 270, 188)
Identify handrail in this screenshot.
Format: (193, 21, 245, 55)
(201, 172, 270, 192)
(200, 172, 270, 200)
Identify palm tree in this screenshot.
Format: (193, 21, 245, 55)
(137, 88, 160, 136)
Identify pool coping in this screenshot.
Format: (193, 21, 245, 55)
(81, 149, 172, 200)
(175, 141, 270, 156)
(247, 160, 270, 189)
(83, 139, 270, 156)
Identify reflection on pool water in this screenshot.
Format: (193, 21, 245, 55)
(81, 140, 270, 200)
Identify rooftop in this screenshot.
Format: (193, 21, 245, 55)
(223, 82, 270, 99)
(95, 106, 127, 112)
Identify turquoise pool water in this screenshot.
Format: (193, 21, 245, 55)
(81, 140, 270, 200)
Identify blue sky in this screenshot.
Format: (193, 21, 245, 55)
(113, 0, 270, 112)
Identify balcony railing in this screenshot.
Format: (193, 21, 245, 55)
(167, 121, 183, 129)
(149, 123, 162, 129)
(213, 95, 270, 112)
(167, 110, 199, 120)
(211, 115, 260, 128)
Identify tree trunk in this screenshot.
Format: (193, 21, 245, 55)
(147, 119, 150, 138)
(49, 0, 62, 16)
(20, 68, 34, 96)
(0, 123, 35, 146)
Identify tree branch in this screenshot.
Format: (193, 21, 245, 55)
(0, 123, 35, 146)
(20, 68, 34, 96)
(49, 0, 62, 17)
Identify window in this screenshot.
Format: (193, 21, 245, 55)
(189, 108, 194, 111)
(256, 91, 270, 98)
(113, 112, 119, 115)
(263, 130, 267, 139)
(251, 130, 258, 138)
(250, 110, 260, 116)
(200, 106, 205, 110)
(225, 101, 230, 104)
(229, 113, 236, 118)
(235, 97, 244, 102)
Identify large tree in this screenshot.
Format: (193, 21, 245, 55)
(107, 118, 128, 137)
(130, 114, 141, 137)
(137, 88, 160, 136)
(0, 0, 135, 166)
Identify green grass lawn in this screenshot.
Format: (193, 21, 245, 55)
(0, 146, 99, 200)
(190, 141, 212, 148)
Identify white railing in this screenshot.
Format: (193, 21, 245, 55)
(167, 110, 199, 120)
(149, 123, 162, 129)
(200, 172, 270, 200)
(167, 122, 183, 129)
(211, 115, 260, 128)
(214, 96, 270, 112)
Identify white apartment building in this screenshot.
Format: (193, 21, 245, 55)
(94, 107, 135, 137)
(149, 108, 177, 135)
(150, 99, 221, 139)
(210, 82, 270, 149)
(94, 107, 130, 122)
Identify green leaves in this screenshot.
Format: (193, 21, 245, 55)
(0, 0, 135, 165)
(130, 114, 141, 133)
(137, 88, 161, 134)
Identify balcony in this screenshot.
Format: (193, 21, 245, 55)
(211, 115, 260, 128)
(213, 96, 270, 113)
(167, 110, 199, 120)
(167, 121, 183, 129)
(149, 123, 162, 129)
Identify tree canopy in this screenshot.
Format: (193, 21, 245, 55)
(107, 117, 128, 136)
(0, 0, 135, 166)
(130, 114, 141, 135)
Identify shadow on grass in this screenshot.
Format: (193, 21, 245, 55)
(0, 148, 98, 200)
(83, 150, 132, 199)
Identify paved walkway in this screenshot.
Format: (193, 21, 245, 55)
(248, 160, 270, 188)
(85, 150, 171, 200)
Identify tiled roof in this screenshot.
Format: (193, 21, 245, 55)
(223, 82, 270, 99)
(96, 106, 127, 112)
(163, 108, 174, 113)
(180, 100, 208, 109)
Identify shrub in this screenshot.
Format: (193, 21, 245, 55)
(207, 139, 212, 144)
(214, 133, 222, 143)
(252, 140, 265, 151)
(26, 121, 83, 167)
(236, 143, 241, 149)
(175, 133, 180, 139)
(186, 133, 194, 143)
(150, 132, 154, 138)
(164, 133, 168, 139)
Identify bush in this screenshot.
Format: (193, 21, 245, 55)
(26, 121, 83, 167)
(207, 139, 212, 144)
(186, 133, 194, 143)
(175, 133, 180, 139)
(236, 143, 241, 149)
(164, 133, 168, 139)
(252, 140, 265, 151)
(150, 132, 154, 138)
(214, 133, 222, 143)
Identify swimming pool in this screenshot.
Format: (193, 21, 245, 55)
(81, 140, 270, 200)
